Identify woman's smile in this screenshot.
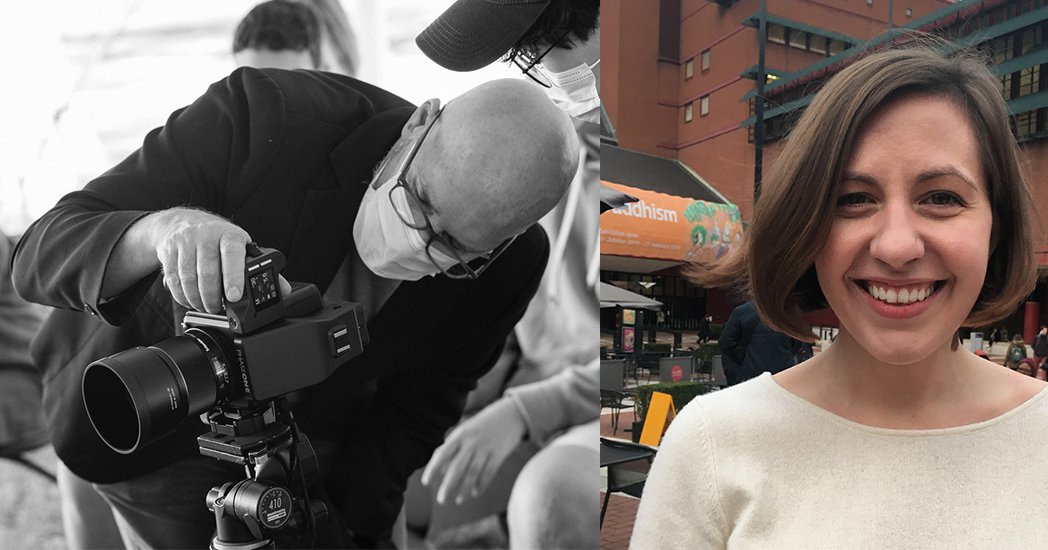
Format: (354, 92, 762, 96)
(853, 277, 946, 319)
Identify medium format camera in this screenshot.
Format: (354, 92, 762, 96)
(82, 247, 368, 455)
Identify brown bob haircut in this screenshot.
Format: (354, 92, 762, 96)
(689, 39, 1039, 341)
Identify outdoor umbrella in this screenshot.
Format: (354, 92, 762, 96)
(599, 282, 662, 310)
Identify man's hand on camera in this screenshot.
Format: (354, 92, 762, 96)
(421, 398, 527, 505)
(151, 208, 291, 314)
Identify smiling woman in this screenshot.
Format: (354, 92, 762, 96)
(817, 95, 995, 362)
(631, 40, 1048, 548)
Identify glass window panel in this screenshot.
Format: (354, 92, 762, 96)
(1022, 28, 1036, 55)
(701, 49, 711, 71)
(700, 95, 709, 116)
(685, 103, 693, 122)
(788, 28, 806, 49)
(1016, 111, 1033, 136)
(686, 59, 694, 79)
(768, 24, 785, 44)
(1020, 67, 1037, 96)
(809, 36, 827, 55)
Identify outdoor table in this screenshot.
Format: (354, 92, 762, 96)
(600, 439, 654, 468)
(600, 438, 655, 528)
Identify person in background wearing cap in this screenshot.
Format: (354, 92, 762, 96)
(413, 2, 600, 549)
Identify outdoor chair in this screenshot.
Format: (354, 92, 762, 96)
(623, 356, 640, 389)
(637, 352, 661, 383)
(600, 390, 632, 435)
(600, 359, 626, 393)
(600, 437, 655, 528)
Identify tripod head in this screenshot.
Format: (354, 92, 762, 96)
(198, 398, 327, 550)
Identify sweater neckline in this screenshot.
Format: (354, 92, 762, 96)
(758, 372, 1048, 436)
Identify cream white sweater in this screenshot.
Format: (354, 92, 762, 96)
(631, 372, 1048, 549)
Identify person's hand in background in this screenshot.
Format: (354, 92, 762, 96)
(421, 397, 527, 505)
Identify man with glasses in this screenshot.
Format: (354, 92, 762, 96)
(412, 2, 601, 549)
(13, 68, 577, 548)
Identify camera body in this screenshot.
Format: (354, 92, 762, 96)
(83, 248, 368, 454)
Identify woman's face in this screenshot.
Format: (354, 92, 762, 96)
(814, 94, 993, 365)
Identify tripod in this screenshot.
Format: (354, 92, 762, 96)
(198, 398, 327, 550)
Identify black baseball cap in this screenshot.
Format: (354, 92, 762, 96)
(416, 0, 551, 72)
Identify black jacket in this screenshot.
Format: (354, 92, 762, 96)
(12, 67, 547, 541)
(718, 302, 798, 383)
(1035, 334, 1048, 358)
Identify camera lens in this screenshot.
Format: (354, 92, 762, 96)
(83, 330, 230, 454)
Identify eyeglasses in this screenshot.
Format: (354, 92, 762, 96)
(510, 30, 571, 88)
(388, 105, 516, 280)
(511, 43, 556, 88)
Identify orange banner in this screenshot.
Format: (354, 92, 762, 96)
(600, 181, 743, 263)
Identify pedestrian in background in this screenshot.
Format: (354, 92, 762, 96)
(1033, 326, 1048, 369)
(718, 301, 802, 385)
(697, 314, 715, 343)
(233, 0, 359, 75)
(233, 0, 324, 70)
(1006, 334, 1028, 370)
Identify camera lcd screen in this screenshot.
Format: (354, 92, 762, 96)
(249, 269, 279, 312)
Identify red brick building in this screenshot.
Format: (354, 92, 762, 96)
(603, 0, 1048, 338)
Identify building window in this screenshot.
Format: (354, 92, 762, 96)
(866, 0, 873, 5)
(686, 59, 694, 79)
(1018, 65, 1041, 97)
(768, 23, 786, 45)
(1002, 73, 1014, 100)
(700, 95, 710, 116)
(685, 103, 693, 122)
(809, 36, 828, 55)
(991, 35, 1015, 65)
(788, 29, 807, 49)
(1015, 110, 1035, 137)
(701, 49, 711, 71)
(905, 7, 913, 17)
(769, 22, 851, 57)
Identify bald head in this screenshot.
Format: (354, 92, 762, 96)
(415, 79, 579, 253)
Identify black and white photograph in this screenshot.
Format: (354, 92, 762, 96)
(0, 0, 600, 548)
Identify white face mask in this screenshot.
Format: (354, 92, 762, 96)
(543, 59, 600, 123)
(353, 163, 461, 281)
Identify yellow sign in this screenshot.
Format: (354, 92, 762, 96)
(639, 391, 677, 446)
